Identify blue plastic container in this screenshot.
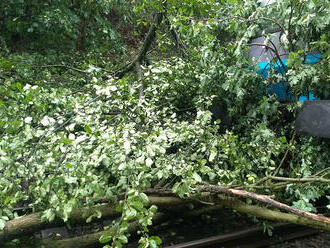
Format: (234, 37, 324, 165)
(256, 53, 321, 102)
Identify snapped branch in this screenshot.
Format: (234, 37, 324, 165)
(115, 12, 163, 79)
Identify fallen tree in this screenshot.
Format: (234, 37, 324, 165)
(1, 0, 330, 248)
(41, 195, 329, 248)
(2, 188, 330, 246)
(0, 196, 189, 243)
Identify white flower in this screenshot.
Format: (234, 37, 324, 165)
(24, 116, 33, 124)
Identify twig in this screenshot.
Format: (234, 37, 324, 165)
(234, 16, 286, 35)
(164, 14, 188, 56)
(268, 176, 330, 183)
(272, 134, 295, 176)
(287, 0, 295, 51)
(248, 42, 287, 72)
(313, 168, 330, 177)
(136, 61, 144, 101)
(33, 64, 113, 75)
(34, 64, 88, 74)
(234, 182, 289, 190)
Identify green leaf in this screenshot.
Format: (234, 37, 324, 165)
(192, 172, 202, 182)
(65, 163, 73, 169)
(84, 125, 92, 134)
(0, 219, 6, 230)
(209, 148, 217, 162)
(118, 234, 128, 244)
(146, 157, 153, 167)
(64, 177, 78, 184)
(148, 205, 158, 214)
(42, 209, 55, 222)
(112, 240, 123, 248)
(4, 196, 12, 205)
(172, 182, 190, 198)
(130, 201, 144, 210)
(61, 138, 73, 145)
(150, 236, 162, 245)
(150, 239, 158, 248)
(116, 202, 124, 212)
(119, 221, 129, 232)
(99, 233, 113, 244)
(125, 208, 137, 220)
(138, 193, 149, 204)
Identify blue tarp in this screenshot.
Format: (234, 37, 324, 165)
(256, 53, 321, 102)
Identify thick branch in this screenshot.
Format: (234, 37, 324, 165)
(198, 185, 330, 225)
(164, 15, 188, 56)
(136, 61, 144, 101)
(44, 194, 330, 248)
(147, 187, 330, 230)
(268, 176, 330, 183)
(43, 213, 166, 248)
(2, 187, 330, 244)
(0, 196, 188, 243)
(42, 205, 224, 248)
(247, 43, 287, 71)
(0, 204, 118, 243)
(211, 195, 330, 231)
(115, 12, 163, 78)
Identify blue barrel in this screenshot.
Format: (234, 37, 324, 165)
(256, 54, 321, 102)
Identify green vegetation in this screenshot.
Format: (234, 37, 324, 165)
(0, 0, 329, 247)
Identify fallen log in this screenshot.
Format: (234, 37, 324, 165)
(199, 193, 330, 232)
(198, 185, 330, 225)
(43, 213, 166, 248)
(0, 196, 189, 243)
(42, 205, 224, 248)
(34, 196, 330, 248)
(2, 188, 330, 245)
(0, 204, 120, 244)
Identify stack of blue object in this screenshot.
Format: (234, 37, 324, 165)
(256, 53, 321, 102)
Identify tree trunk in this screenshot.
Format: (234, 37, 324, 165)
(0, 196, 188, 243)
(2, 192, 330, 245)
(39, 196, 330, 248)
(115, 12, 163, 78)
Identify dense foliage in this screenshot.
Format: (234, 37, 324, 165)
(0, 0, 329, 247)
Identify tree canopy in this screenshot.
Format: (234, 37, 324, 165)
(0, 0, 329, 247)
